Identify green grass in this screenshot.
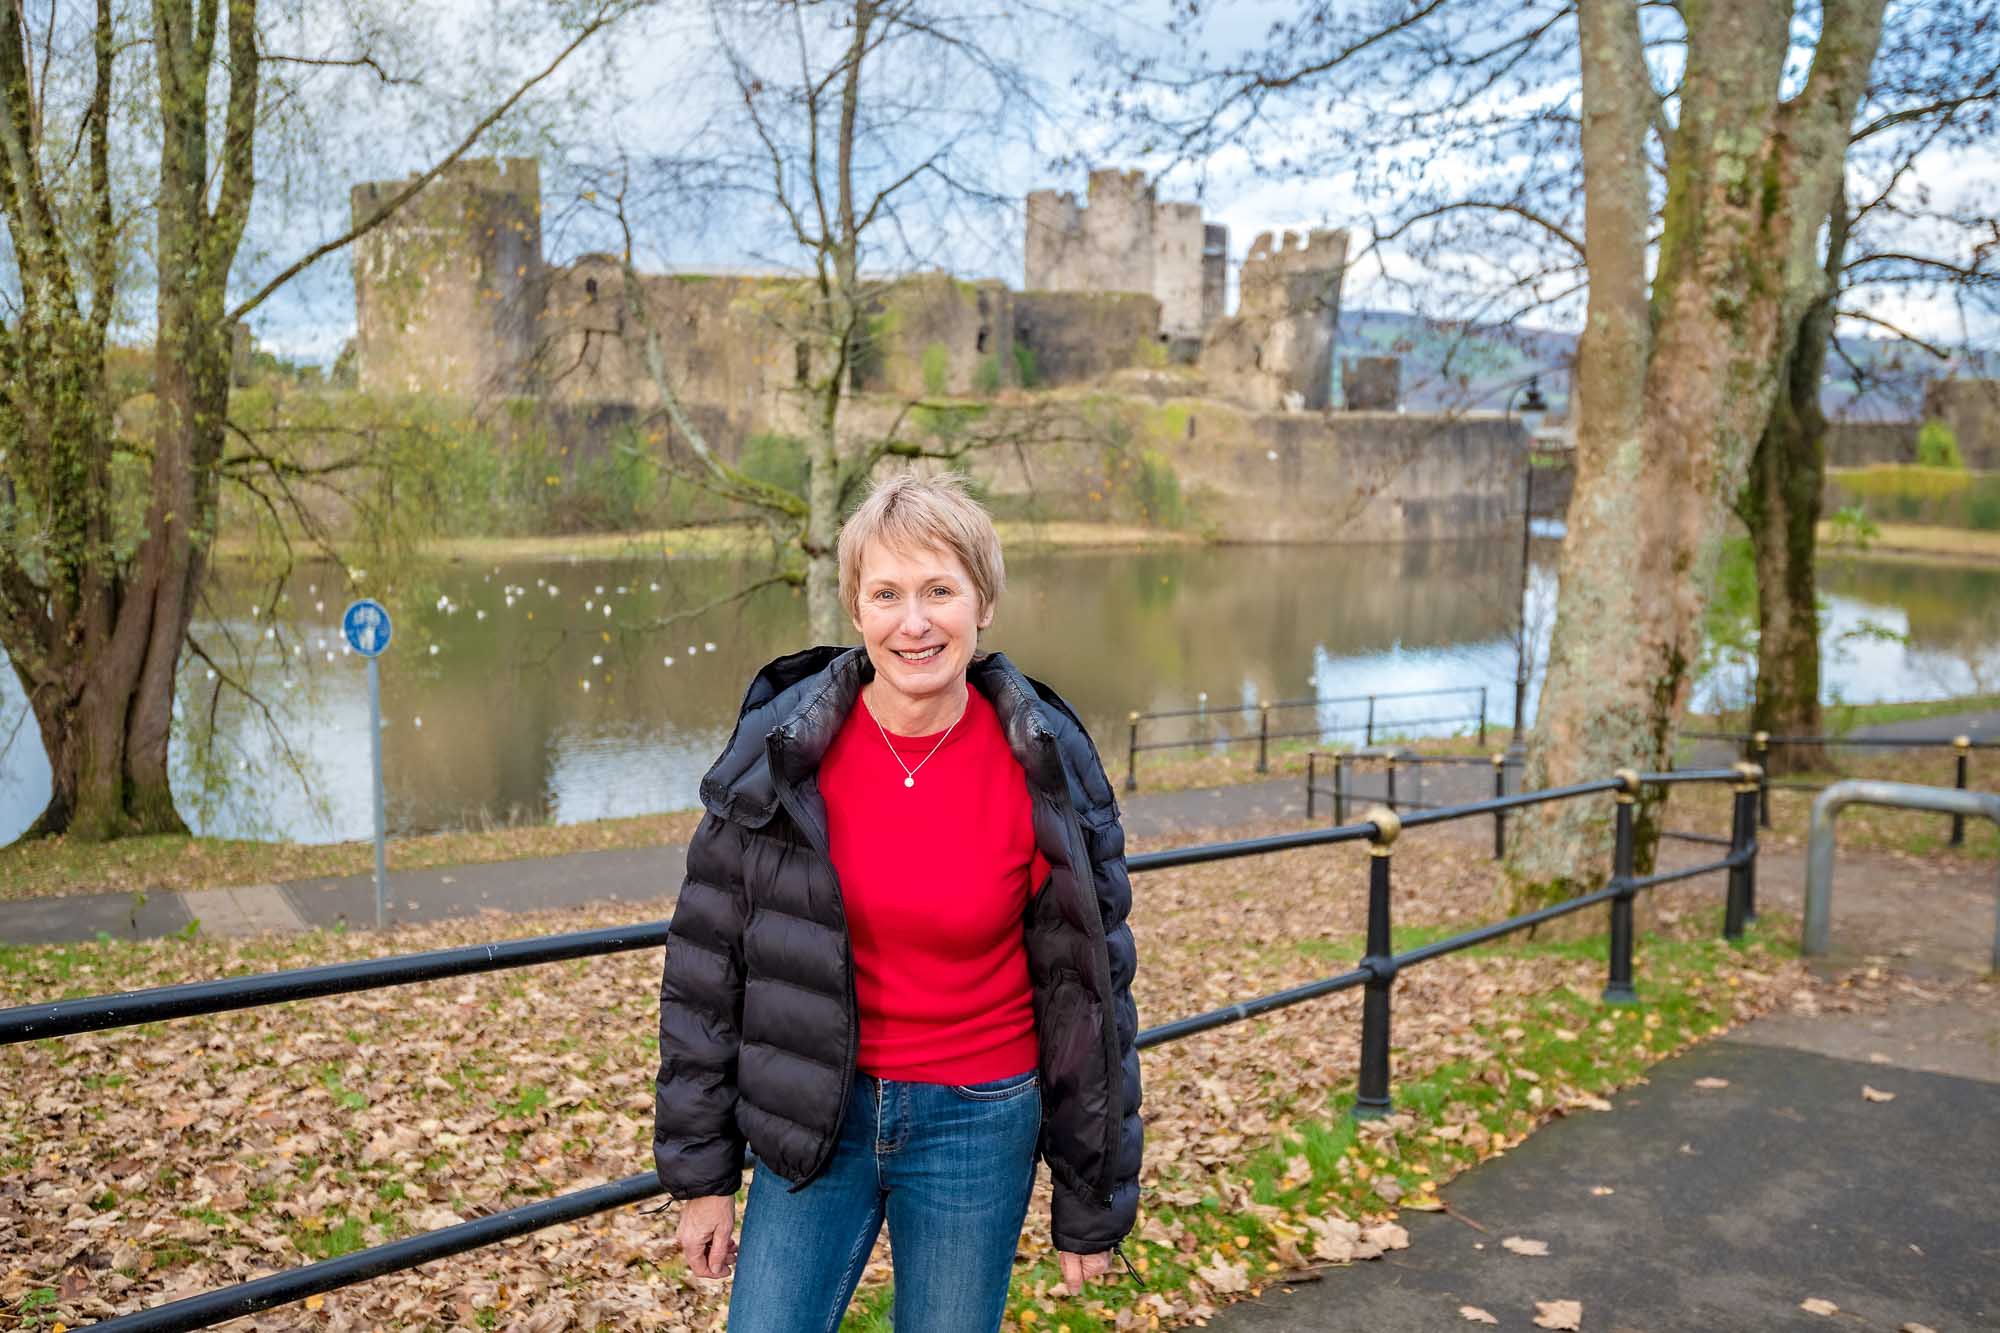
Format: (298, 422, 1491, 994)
(1821, 694, 2000, 733)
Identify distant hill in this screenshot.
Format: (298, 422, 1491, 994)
(1332, 308, 1994, 421)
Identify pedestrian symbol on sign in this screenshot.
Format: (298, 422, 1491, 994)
(343, 599, 393, 658)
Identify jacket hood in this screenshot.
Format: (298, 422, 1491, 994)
(698, 645, 1107, 827)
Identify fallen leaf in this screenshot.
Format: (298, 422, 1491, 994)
(1361, 1221, 1409, 1252)
(1861, 1086, 1896, 1103)
(1589, 1185, 1615, 1196)
(1460, 1305, 1499, 1324)
(1533, 1298, 1583, 1329)
(1693, 1077, 1730, 1089)
(1502, 1236, 1551, 1257)
(1196, 1251, 1251, 1294)
(1800, 1297, 1840, 1316)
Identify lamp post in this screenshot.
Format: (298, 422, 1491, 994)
(1505, 375, 1549, 767)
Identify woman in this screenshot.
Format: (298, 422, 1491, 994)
(652, 472, 1143, 1331)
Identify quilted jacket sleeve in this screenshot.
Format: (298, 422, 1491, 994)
(1050, 762, 1144, 1255)
(653, 811, 752, 1200)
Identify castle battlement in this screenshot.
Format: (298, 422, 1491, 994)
(1243, 228, 1348, 272)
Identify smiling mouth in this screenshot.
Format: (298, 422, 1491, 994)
(894, 645, 945, 662)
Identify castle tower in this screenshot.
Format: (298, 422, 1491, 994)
(1023, 168, 1227, 341)
(1201, 228, 1349, 411)
(350, 157, 543, 397)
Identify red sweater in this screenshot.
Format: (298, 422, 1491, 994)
(819, 686, 1049, 1084)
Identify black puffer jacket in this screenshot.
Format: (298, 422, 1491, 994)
(652, 645, 1142, 1253)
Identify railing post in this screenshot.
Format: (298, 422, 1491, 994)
(1724, 762, 1760, 940)
(1306, 752, 1317, 821)
(1125, 712, 1139, 793)
(1257, 703, 1271, 774)
(1754, 731, 1772, 828)
(1491, 752, 1507, 860)
(1478, 686, 1488, 748)
(1334, 754, 1348, 824)
(1354, 805, 1401, 1121)
(1386, 758, 1399, 811)
(1365, 695, 1376, 746)
(1951, 736, 1970, 847)
(1604, 769, 1640, 1004)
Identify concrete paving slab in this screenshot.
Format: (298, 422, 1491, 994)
(177, 885, 308, 938)
(1204, 1038, 1998, 1331)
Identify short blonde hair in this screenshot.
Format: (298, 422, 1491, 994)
(838, 472, 1005, 622)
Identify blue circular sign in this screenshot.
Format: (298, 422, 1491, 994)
(342, 599, 393, 658)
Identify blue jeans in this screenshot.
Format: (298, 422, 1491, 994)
(727, 1068, 1042, 1332)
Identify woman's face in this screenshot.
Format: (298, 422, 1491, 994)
(851, 538, 992, 716)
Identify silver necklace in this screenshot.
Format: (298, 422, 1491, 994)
(868, 689, 964, 788)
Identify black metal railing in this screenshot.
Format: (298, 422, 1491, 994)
(1123, 684, 1489, 791)
(1305, 751, 1743, 860)
(1687, 729, 1992, 845)
(0, 763, 1761, 1332)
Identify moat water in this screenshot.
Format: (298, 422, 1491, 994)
(0, 539, 1992, 844)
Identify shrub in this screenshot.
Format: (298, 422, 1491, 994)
(972, 354, 1003, 396)
(920, 342, 950, 396)
(1133, 450, 1185, 528)
(1012, 342, 1039, 388)
(1916, 418, 1963, 469)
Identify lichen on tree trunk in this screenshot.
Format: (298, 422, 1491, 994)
(1506, 0, 1888, 908)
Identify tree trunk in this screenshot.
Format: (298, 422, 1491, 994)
(1741, 320, 1832, 774)
(1506, 0, 1887, 905)
(1741, 206, 1848, 775)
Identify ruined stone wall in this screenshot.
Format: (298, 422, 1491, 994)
(949, 398, 1524, 542)
(1199, 229, 1349, 411)
(352, 157, 541, 398)
(1924, 378, 2000, 469)
(1825, 421, 1917, 467)
(1012, 292, 1161, 387)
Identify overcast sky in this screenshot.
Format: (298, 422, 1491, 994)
(234, 0, 1996, 367)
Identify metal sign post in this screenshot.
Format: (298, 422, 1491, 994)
(342, 599, 394, 929)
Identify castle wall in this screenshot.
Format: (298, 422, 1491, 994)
(1200, 229, 1348, 411)
(930, 399, 1525, 542)
(351, 157, 541, 398)
(1012, 292, 1161, 386)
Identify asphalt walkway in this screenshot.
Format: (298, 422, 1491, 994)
(1204, 998, 2000, 1331)
(2, 707, 1991, 949)
(0, 776, 1316, 947)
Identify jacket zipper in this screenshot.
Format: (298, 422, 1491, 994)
(771, 766, 860, 1194)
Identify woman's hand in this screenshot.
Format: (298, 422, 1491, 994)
(677, 1194, 738, 1278)
(1057, 1248, 1114, 1295)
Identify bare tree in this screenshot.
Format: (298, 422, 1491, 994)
(544, 0, 1079, 643)
(1106, 0, 1904, 896)
(0, 0, 639, 841)
(1739, 6, 1999, 771)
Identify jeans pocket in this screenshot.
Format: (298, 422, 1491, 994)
(949, 1069, 1040, 1101)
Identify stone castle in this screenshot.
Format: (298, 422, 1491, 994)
(347, 157, 1525, 542)
(351, 158, 1350, 417)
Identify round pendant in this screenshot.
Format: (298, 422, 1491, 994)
(903, 776, 915, 788)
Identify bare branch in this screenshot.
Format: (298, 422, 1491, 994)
(228, 4, 630, 323)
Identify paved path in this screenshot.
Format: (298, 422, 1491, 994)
(3, 712, 1990, 949)
(0, 778, 1314, 947)
(1205, 995, 2000, 1332)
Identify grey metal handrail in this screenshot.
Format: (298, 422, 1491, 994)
(1803, 780, 2000, 971)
